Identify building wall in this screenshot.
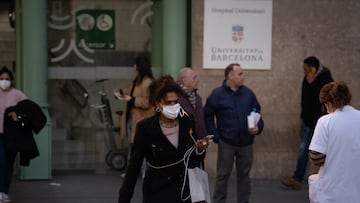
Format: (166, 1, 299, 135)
(192, 0, 360, 179)
(0, 2, 15, 72)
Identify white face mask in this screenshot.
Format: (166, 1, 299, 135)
(161, 103, 183, 120)
(0, 80, 11, 90)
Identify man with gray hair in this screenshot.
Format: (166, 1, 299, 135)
(177, 67, 207, 139)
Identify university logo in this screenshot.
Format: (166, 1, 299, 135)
(232, 25, 244, 43)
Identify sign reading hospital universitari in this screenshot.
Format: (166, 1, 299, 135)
(203, 0, 273, 70)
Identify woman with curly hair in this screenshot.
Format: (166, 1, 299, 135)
(118, 75, 209, 203)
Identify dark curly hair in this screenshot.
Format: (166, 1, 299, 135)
(0, 66, 14, 81)
(149, 75, 182, 106)
(319, 81, 351, 110)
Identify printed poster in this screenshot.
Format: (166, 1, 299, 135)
(203, 0, 273, 69)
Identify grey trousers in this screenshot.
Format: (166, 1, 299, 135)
(213, 140, 253, 203)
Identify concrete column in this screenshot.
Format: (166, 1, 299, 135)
(16, 0, 52, 179)
(151, 0, 163, 75)
(162, 0, 187, 78)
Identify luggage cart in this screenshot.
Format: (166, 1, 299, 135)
(91, 79, 127, 171)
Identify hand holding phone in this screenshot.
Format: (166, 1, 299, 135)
(114, 91, 132, 102)
(199, 134, 214, 147)
(113, 89, 124, 100)
(203, 135, 214, 143)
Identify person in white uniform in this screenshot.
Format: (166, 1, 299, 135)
(308, 81, 360, 203)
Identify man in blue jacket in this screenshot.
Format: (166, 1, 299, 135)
(204, 63, 264, 203)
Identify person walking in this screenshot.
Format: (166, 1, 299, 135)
(281, 56, 333, 189)
(204, 63, 264, 203)
(118, 75, 209, 203)
(308, 81, 360, 202)
(0, 66, 27, 203)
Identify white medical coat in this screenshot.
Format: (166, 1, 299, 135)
(309, 105, 360, 203)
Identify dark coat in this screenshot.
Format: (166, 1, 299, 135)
(179, 92, 207, 139)
(301, 66, 334, 129)
(3, 99, 47, 166)
(118, 113, 205, 203)
(204, 80, 264, 146)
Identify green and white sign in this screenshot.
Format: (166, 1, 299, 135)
(76, 9, 115, 49)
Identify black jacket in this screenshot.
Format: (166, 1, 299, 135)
(3, 99, 47, 166)
(301, 66, 333, 129)
(118, 113, 205, 203)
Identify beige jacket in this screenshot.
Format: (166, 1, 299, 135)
(120, 77, 154, 142)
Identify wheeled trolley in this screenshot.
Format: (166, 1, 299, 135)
(91, 79, 127, 171)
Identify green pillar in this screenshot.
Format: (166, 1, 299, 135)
(162, 0, 187, 78)
(15, 1, 23, 88)
(16, 0, 52, 179)
(151, 0, 163, 75)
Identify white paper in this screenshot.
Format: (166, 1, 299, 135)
(247, 112, 261, 129)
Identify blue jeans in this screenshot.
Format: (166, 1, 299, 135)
(0, 134, 17, 194)
(293, 123, 313, 182)
(213, 140, 253, 203)
(0, 134, 6, 193)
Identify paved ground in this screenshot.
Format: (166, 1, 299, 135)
(9, 172, 309, 203)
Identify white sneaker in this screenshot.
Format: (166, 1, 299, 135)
(0, 192, 4, 202)
(0, 193, 11, 203)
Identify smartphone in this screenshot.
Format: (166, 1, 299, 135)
(114, 89, 124, 100)
(201, 135, 214, 144)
